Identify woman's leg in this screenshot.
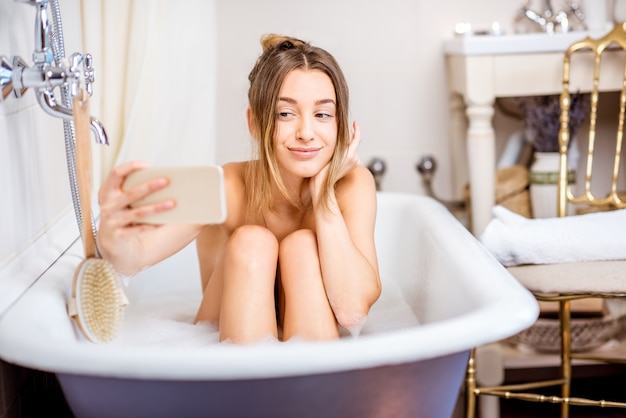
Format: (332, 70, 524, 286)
(279, 229, 339, 341)
(196, 225, 279, 343)
(195, 248, 226, 327)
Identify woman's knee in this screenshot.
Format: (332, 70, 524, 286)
(225, 225, 278, 267)
(279, 229, 317, 258)
(279, 229, 321, 290)
(228, 225, 278, 250)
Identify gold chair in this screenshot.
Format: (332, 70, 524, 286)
(466, 23, 626, 418)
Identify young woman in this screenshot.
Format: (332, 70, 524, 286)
(96, 34, 381, 343)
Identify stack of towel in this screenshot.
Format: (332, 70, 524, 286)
(480, 206, 626, 267)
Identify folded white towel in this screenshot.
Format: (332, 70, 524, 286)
(480, 206, 626, 267)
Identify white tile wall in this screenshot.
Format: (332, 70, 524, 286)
(0, 0, 80, 301)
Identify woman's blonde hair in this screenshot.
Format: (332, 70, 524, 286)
(246, 34, 350, 215)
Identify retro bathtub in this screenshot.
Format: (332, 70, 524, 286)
(0, 193, 538, 418)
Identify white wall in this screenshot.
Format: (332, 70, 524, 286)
(214, 0, 524, 198)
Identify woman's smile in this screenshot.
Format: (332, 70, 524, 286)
(288, 146, 322, 159)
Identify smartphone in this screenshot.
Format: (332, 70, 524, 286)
(122, 165, 227, 224)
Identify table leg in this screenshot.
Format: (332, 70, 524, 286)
(466, 103, 495, 236)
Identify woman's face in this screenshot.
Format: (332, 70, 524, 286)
(273, 69, 338, 180)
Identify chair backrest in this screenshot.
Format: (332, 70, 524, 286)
(558, 22, 626, 217)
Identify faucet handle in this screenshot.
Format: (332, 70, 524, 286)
(83, 53, 94, 96)
(1, 56, 14, 101)
(67, 53, 82, 98)
(1, 56, 30, 101)
(66, 52, 95, 98)
(68, 52, 95, 97)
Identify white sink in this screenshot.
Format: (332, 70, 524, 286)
(444, 29, 610, 55)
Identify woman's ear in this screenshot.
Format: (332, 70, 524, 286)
(246, 107, 257, 138)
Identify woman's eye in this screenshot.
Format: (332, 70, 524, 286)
(277, 111, 294, 119)
(316, 112, 333, 120)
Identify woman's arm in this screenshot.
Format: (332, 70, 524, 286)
(313, 166, 381, 328)
(96, 161, 203, 275)
(310, 122, 381, 327)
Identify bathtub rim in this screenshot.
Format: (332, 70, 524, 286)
(0, 302, 526, 381)
(0, 193, 539, 381)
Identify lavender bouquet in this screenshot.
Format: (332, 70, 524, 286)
(519, 93, 590, 153)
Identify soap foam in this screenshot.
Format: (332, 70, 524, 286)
(111, 274, 418, 347)
(111, 300, 219, 347)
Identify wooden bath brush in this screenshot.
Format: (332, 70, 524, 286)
(67, 89, 128, 344)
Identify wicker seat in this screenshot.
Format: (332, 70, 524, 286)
(466, 23, 626, 418)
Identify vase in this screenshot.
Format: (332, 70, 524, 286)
(615, 0, 626, 22)
(529, 152, 569, 218)
(583, 0, 610, 30)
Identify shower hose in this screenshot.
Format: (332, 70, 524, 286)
(48, 0, 98, 250)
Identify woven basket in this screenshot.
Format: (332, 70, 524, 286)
(505, 314, 624, 353)
(464, 165, 532, 229)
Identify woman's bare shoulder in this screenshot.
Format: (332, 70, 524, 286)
(219, 161, 250, 228)
(221, 162, 247, 192)
(336, 165, 376, 197)
(222, 161, 247, 177)
(334, 166, 377, 217)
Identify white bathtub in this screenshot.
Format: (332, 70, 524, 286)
(0, 193, 538, 418)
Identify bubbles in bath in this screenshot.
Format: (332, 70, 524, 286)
(111, 268, 419, 347)
(110, 300, 220, 347)
(219, 335, 280, 345)
(327, 296, 369, 338)
(349, 323, 364, 338)
(335, 314, 367, 338)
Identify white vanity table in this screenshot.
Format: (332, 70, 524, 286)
(444, 29, 621, 235)
(445, 29, 626, 418)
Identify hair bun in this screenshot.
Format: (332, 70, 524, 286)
(260, 34, 306, 52)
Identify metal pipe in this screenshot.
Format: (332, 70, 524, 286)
(416, 155, 466, 210)
(367, 157, 386, 191)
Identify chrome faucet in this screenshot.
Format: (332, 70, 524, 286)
(516, 0, 584, 33)
(416, 155, 465, 211)
(367, 157, 387, 191)
(1, 0, 108, 145)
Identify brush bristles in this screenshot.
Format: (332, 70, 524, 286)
(78, 259, 125, 343)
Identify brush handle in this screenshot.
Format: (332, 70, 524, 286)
(72, 89, 97, 259)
